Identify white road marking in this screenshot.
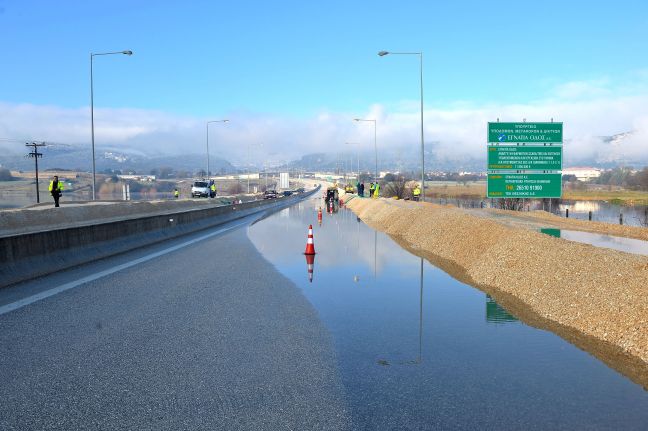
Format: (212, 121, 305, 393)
(0, 219, 250, 316)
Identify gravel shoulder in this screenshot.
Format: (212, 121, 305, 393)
(346, 197, 648, 389)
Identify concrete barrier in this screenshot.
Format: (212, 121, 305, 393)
(0, 187, 319, 287)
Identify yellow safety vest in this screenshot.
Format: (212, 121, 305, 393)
(48, 180, 64, 192)
(174, 190, 179, 197)
(211, 184, 216, 192)
(413, 187, 421, 196)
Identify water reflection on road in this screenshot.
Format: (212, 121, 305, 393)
(248, 196, 648, 430)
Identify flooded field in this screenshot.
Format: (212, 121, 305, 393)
(540, 228, 648, 256)
(248, 196, 648, 430)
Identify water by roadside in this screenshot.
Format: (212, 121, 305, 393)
(248, 197, 648, 430)
(540, 228, 648, 256)
(430, 197, 648, 227)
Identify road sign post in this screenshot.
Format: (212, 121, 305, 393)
(487, 145, 562, 171)
(487, 173, 562, 198)
(488, 122, 562, 144)
(486, 122, 563, 199)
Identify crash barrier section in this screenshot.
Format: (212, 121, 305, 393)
(0, 187, 319, 287)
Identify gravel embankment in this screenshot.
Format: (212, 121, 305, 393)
(347, 197, 648, 389)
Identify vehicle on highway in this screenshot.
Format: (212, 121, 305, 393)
(282, 190, 293, 197)
(324, 186, 339, 212)
(191, 180, 215, 198)
(344, 184, 355, 194)
(264, 190, 278, 199)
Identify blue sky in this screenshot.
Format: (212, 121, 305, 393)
(1, 0, 647, 164)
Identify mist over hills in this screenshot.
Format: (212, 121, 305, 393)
(1, 131, 645, 175)
(0, 144, 235, 175)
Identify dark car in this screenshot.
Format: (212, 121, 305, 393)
(282, 190, 293, 197)
(264, 190, 277, 199)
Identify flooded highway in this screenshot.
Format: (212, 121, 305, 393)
(248, 196, 648, 430)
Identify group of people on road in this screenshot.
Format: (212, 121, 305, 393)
(355, 181, 380, 198)
(353, 180, 422, 201)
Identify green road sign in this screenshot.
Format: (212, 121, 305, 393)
(487, 145, 562, 170)
(488, 122, 563, 143)
(487, 173, 562, 198)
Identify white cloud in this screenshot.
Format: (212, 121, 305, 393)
(1, 76, 648, 167)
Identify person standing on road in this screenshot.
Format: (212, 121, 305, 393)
(373, 182, 380, 198)
(210, 183, 216, 198)
(359, 182, 364, 197)
(369, 182, 374, 198)
(48, 175, 64, 207)
(174, 188, 179, 199)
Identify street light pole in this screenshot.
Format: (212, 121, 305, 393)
(345, 142, 360, 182)
(206, 119, 229, 179)
(90, 50, 132, 201)
(354, 118, 377, 182)
(378, 50, 425, 201)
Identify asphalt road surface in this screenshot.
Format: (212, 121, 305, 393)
(0, 216, 350, 430)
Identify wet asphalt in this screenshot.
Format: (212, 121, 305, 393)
(0, 223, 351, 430)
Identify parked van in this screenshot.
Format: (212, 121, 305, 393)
(191, 179, 214, 198)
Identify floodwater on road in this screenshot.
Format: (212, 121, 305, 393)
(248, 196, 648, 430)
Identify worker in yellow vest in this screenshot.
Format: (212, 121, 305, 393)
(373, 182, 380, 198)
(174, 188, 179, 199)
(412, 185, 421, 201)
(210, 183, 216, 198)
(48, 175, 64, 207)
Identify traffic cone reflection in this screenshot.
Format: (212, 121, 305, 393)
(317, 207, 323, 223)
(305, 254, 315, 283)
(304, 224, 316, 255)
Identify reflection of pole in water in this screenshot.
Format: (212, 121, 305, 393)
(357, 216, 360, 251)
(377, 256, 424, 366)
(418, 257, 423, 364)
(374, 230, 377, 279)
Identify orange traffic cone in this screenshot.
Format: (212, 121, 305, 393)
(305, 254, 315, 283)
(304, 224, 316, 255)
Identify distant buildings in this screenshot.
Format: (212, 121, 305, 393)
(562, 167, 602, 182)
(117, 174, 156, 182)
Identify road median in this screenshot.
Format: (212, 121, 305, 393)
(0, 189, 318, 287)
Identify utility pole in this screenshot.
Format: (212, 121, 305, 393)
(26, 142, 46, 203)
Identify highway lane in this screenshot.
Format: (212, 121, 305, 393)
(0, 216, 350, 430)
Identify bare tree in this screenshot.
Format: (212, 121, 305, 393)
(495, 198, 524, 211)
(384, 175, 408, 199)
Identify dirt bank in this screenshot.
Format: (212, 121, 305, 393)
(346, 197, 648, 389)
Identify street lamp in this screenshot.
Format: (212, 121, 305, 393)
(345, 142, 360, 181)
(378, 50, 425, 202)
(246, 143, 262, 193)
(90, 50, 132, 201)
(353, 118, 377, 182)
(206, 119, 229, 179)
